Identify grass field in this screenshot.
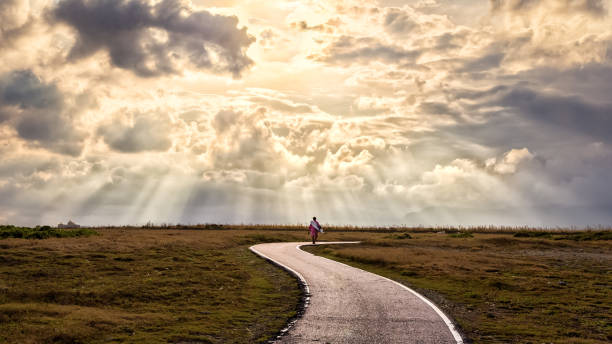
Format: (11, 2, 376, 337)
(0, 229, 313, 344)
(1, 226, 610, 343)
(303, 230, 612, 344)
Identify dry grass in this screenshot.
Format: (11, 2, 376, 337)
(2, 226, 610, 343)
(0, 229, 314, 344)
(304, 231, 612, 344)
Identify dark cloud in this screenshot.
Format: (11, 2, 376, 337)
(512, 64, 612, 104)
(97, 113, 172, 153)
(53, 0, 255, 77)
(0, 70, 62, 109)
(383, 8, 418, 35)
(0, 70, 84, 156)
(458, 53, 505, 73)
(432, 31, 466, 51)
(490, 0, 537, 12)
(418, 101, 460, 117)
(447, 81, 612, 146)
(490, 0, 607, 17)
(314, 35, 420, 65)
(434, 59, 612, 218)
(494, 87, 612, 143)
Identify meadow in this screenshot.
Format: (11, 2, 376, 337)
(0, 225, 610, 343)
(304, 229, 611, 343)
(0, 229, 309, 344)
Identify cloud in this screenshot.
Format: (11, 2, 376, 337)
(0, 70, 85, 156)
(312, 35, 421, 65)
(1, 0, 612, 227)
(417, 101, 460, 117)
(494, 87, 612, 143)
(290, 18, 341, 33)
(486, 147, 533, 174)
(97, 112, 172, 153)
(202, 169, 286, 190)
(375, 147, 536, 211)
(0, 70, 62, 109)
(375, 158, 507, 208)
(320, 143, 376, 177)
(248, 96, 314, 114)
(511, 64, 612, 104)
(52, 0, 255, 77)
(490, 0, 607, 17)
(0, 0, 35, 45)
(286, 173, 366, 191)
(212, 109, 241, 133)
(458, 53, 505, 73)
(208, 108, 311, 173)
(383, 7, 418, 35)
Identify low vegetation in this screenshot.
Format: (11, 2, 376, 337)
(0, 225, 97, 239)
(1, 225, 610, 343)
(0, 229, 308, 344)
(303, 231, 612, 344)
(94, 223, 612, 233)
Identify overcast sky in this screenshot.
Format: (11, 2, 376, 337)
(1, 0, 611, 227)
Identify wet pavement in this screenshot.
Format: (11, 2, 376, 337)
(251, 242, 463, 344)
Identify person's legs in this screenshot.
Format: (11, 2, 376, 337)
(310, 229, 317, 244)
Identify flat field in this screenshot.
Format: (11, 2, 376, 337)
(0, 229, 312, 344)
(304, 231, 612, 344)
(1, 227, 610, 344)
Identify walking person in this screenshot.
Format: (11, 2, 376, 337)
(309, 217, 323, 244)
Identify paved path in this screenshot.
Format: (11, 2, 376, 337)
(251, 242, 463, 344)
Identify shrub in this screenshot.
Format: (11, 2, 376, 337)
(448, 232, 473, 238)
(391, 233, 412, 240)
(513, 231, 551, 238)
(555, 231, 612, 241)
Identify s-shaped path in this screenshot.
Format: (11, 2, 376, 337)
(251, 242, 463, 344)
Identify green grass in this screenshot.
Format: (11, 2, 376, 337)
(0, 229, 305, 344)
(0, 225, 98, 239)
(303, 232, 612, 344)
(1, 226, 610, 343)
(555, 231, 612, 241)
(448, 232, 473, 238)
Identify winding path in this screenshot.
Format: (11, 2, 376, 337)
(251, 242, 463, 344)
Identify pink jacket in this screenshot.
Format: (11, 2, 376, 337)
(309, 220, 321, 235)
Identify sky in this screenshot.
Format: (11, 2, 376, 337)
(1, 0, 611, 227)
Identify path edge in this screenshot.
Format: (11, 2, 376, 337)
(249, 245, 310, 343)
(298, 243, 465, 344)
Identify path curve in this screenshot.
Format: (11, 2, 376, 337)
(251, 242, 463, 344)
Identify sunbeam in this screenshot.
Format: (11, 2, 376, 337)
(1, 0, 611, 226)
